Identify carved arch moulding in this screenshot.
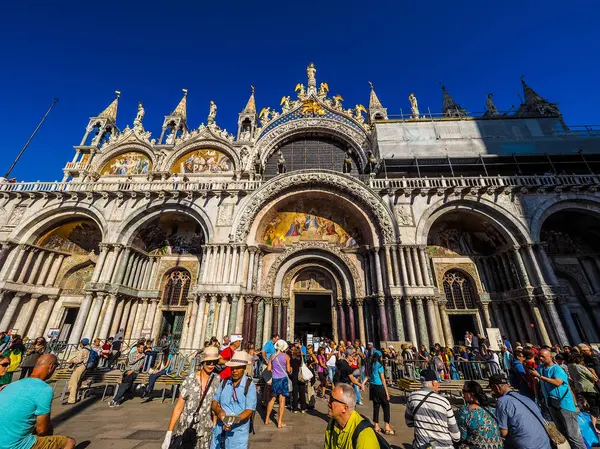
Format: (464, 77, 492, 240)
(264, 241, 365, 297)
(281, 262, 343, 301)
(230, 170, 397, 244)
(163, 137, 241, 173)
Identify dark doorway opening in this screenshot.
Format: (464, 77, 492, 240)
(294, 293, 333, 345)
(58, 307, 79, 341)
(161, 311, 186, 346)
(448, 314, 477, 345)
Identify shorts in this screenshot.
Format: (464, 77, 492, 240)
(31, 435, 69, 449)
(583, 391, 600, 417)
(318, 371, 327, 386)
(272, 377, 290, 397)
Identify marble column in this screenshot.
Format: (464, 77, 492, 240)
(132, 299, 149, 339)
(537, 244, 559, 285)
(525, 244, 546, 286)
(419, 247, 432, 286)
(390, 246, 401, 287)
(242, 296, 253, 342)
(433, 303, 446, 346)
(347, 298, 356, 341)
(229, 246, 239, 284)
(67, 293, 93, 344)
(110, 298, 125, 337)
(216, 295, 228, 341)
(404, 297, 418, 346)
(144, 299, 158, 330)
(426, 298, 440, 344)
(480, 301, 493, 329)
(499, 253, 516, 290)
(373, 248, 384, 295)
(438, 300, 454, 347)
(6, 245, 26, 282)
(125, 300, 139, 339)
(501, 302, 519, 343)
(45, 254, 65, 287)
(246, 249, 256, 291)
(229, 295, 240, 336)
(192, 295, 207, 348)
(405, 247, 416, 286)
(150, 300, 163, 344)
(222, 247, 232, 285)
(414, 297, 429, 348)
(518, 301, 537, 344)
(262, 297, 272, 342)
(512, 247, 532, 288)
(545, 299, 569, 346)
(36, 295, 58, 338)
(235, 294, 244, 334)
(490, 302, 507, 336)
(0, 243, 16, 280)
(508, 301, 527, 343)
(98, 294, 118, 339)
(27, 251, 45, 284)
(384, 246, 396, 287)
(84, 293, 106, 339)
(180, 301, 195, 348)
(482, 258, 496, 292)
(527, 300, 550, 346)
(398, 246, 409, 286)
(113, 248, 131, 284)
(392, 296, 405, 341)
(338, 299, 347, 342)
(16, 249, 35, 283)
(0, 293, 23, 330)
(280, 298, 288, 341)
(356, 298, 366, 344)
(255, 299, 265, 347)
(91, 244, 110, 283)
(205, 295, 218, 339)
(412, 247, 424, 287)
(375, 296, 388, 341)
(238, 247, 249, 287)
(271, 298, 280, 336)
(35, 252, 54, 286)
(15, 294, 40, 335)
(119, 299, 132, 333)
(558, 298, 581, 344)
(249, 298, 258, 343)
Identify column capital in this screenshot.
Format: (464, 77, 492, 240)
(112, 244, 124, 253)
(244, 295, 254, 304)
(210, 294, 219, 303)
(98, 243, 111, 251)
(280, 297, 290, 306)
(262, 296, 272, 305)
(413, 296, 423, 304)
(0, 241, 15, 250)
(337, 297, 345, 306)
(47, 295, 59, 301)
(96, 292, 107, 300)
(391, 295, 402, 304)
(30, 293, 42, 299)
(345, 297, 353, 307)
(372, 247, 381, 254)
(376, 296, 386, 306)
(355, 297, 365, 306)
(437, 298, 448, 307)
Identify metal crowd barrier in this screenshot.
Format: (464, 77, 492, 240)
(388, 358, 508, 382)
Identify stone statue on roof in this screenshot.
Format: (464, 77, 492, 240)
(207, 100, 217, 125)
(486, 93, 500, 117)
(133, 102, 145, 128)
(409, 93, 419, 119)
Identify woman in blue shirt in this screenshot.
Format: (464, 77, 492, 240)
(368, 350, 395, 434)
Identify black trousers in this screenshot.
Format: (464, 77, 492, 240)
(371, 385, 391, 424)
(291, 380, 307, 411)
(113, 371, 138, 403)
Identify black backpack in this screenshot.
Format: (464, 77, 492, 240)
(351, 418, 392, 449)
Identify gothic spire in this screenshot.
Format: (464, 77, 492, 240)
(98, 91, 120, 122)
(516, 76, 560, 117)
(441, 83, 467, 117)
(242, 85, 256, 114)
(368, 82, 383, 110)
(172, 89, 188, 119)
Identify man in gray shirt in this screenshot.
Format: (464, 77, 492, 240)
(108, 343, 145, 407)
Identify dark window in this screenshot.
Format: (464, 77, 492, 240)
(162, 270, 191, 306)
(443, 271, 475, 309)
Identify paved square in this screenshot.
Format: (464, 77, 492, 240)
(51, 386, 414, 448)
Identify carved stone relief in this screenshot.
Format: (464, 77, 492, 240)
(394, 204, 414, 226)
(217, 204, 235, 226)
(6, 205, 26, 226)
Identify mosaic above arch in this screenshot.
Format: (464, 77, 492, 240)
(132, 213, 204, 255)
(171, 149, 232, 174)
(100, 151, 151, 175)
(36, 219, 101, 255)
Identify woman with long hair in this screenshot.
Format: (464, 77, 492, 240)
(368, 350, 395, 435)
(316, 345, 328, 398)
(265, 339, 291, 428)
(290, 346, 308, 413)
(161, 346, 220, 449)
(1, 334, 25, 385)
(456, 380, 503, 449)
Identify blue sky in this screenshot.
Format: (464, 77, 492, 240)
(1, 1, 598, 181)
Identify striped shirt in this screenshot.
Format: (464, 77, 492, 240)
(405, 387, 460, 449)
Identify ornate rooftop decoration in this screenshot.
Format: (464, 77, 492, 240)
(368, 82, 383, 110)
(243, 86, 256, 114)
(516, 76, 561, 118)
(441, 84, 467, 118)
(172, 89, 188, 119)
(97, 91, 120, 122)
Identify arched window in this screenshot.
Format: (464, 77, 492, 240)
(443, 271, 475, 309)
(162, 270, 191, 306)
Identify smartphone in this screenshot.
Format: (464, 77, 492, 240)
(222, 415, 239, 426)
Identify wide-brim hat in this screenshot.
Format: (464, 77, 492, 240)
(200, 346, 220, 362)
(275, 340, 289, 352)
(225, 350, 251, 367)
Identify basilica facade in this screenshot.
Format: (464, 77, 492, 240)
(1, 63, 600, 351)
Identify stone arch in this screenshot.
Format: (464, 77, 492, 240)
(282, 262, 344, 301)
(58, 261, 95, 291)
(440, 267, 481, 308)
(266, 242, 364, 298)
(114, 200, 214, 246)
(254, 117, 370, 169)
(230, 170, 397, 244)
(12, 202, 107, 245)
(529, 195, 600, 242)
(91, 142, 157, 175)
(416, 197, 531, 247)
(164, 138, 240, 173)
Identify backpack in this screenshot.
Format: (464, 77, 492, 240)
(220, 377, 256, 434)
(85, 348, 99, 369)
(351, 419, 392, 449)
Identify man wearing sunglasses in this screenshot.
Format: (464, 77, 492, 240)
(324, 383, 379, 449)
(0, 354, 76, 449)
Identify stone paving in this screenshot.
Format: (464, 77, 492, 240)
(52, 385, 415, 449)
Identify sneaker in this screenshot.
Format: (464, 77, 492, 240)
(108, 401, 121, 408)
(301, 410, 306, 414)
(357, 401, 364, 406)
(293, 410, 299, 414)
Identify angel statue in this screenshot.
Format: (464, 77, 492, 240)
(259, 107, 271, 126)
(343, 151, 353, 174)
(295, 83, 306, 99)
(318, 82, 329, 99)
(409, 93, 419, 119)
(307, 62, 316, 86)
(367, 151, 377, 173)
(332, 94, 344, 111)
(133, 102, 145, 128)
(207, 100, 217, 124)
(280, 96, 292, 113)
(354, 104, 367, 124)
(485, 93, 500, 117)
(277, 150, 286, 174)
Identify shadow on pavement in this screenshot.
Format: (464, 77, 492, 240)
(74, 441, 91, 449)
(52, 397, 100, 427)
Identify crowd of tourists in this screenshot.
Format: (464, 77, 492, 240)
(5, 325, 600, 449)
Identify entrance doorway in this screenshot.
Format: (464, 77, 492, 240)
(294, 293, 332, 345)
(448, 314, 477, 345)
(58, 307, 79, 342)
(161, 311, 185, 346)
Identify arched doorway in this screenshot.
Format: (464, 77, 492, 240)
(160, 269, 191, 344)
(291, 268, 335, 346)
(442, 270, 481, 343)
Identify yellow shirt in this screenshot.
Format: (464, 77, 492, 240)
(324, 410, 379, 449)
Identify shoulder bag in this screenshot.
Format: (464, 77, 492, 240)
(169, 373, 215, 449)
(506, 392, 567, 449)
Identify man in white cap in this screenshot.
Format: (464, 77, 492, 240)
(219, 334, 243, 380)
(211, 350, 257, 449)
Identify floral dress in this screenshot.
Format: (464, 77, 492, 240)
(175, 372, 220, 449)
(456, 405, 503, 449)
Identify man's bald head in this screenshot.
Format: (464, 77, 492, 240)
(31, 353, 58, 380)
(538, 348, 554, 367)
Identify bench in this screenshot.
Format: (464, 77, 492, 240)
(132, 372, 185, 403)
(51, 369, 123, 403)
